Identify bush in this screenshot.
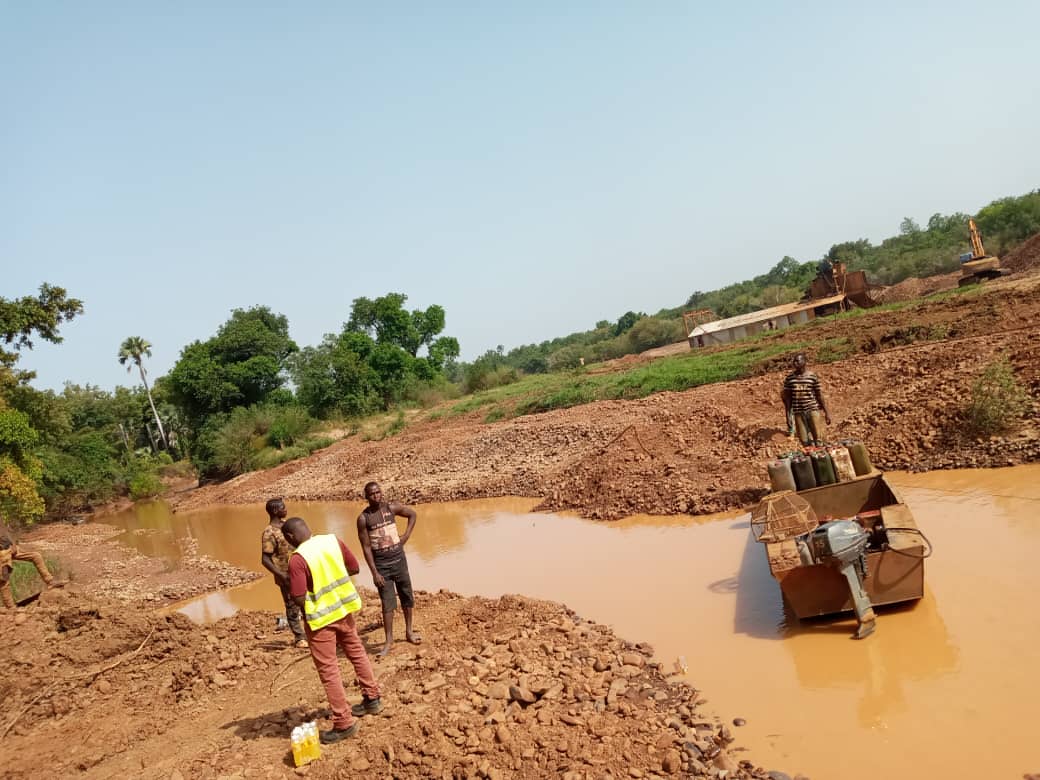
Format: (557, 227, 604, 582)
(401, 376, 461, 408)
(127, 466, 164, 500)
(211, 409, 266, 475)
(624, 316, 684, 353)
(547, 345, 586, 371)
(267, 406, 314, 448)
(463, 365, 520, 394)
(965, 358, 1031, 435)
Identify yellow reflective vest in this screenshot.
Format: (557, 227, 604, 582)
(294, 534, 362, 630)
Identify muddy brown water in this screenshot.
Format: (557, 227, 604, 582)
(103, 466, 1040, 780)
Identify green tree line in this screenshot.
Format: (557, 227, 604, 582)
(0, 290, 463, 523)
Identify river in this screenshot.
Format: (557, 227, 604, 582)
(102, 465, 1040, 779)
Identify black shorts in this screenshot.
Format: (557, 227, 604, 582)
(375, 556, 414, 611)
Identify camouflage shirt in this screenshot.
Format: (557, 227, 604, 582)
(261, 522, 295, 574)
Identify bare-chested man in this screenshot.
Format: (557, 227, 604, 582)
(356, 482, 420, 656)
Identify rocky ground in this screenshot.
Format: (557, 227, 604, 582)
(172, 275, 1040, 520)
(0, 581, 794, 780)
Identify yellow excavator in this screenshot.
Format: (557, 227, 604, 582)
(959, 218, 1007, 286)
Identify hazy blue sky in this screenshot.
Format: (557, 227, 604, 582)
(4, 2, 1039, 391)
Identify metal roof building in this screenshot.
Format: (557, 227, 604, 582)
(685, 294, 846, 348)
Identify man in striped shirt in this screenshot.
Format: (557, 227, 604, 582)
(782, 353, 831, 445)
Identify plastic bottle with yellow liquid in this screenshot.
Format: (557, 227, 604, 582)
(291, 722, 322, 766)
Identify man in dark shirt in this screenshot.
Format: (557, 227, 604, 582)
(357, 481, 419, 657)
(781, 353, 831, 445)
(283, 517, 382, 743)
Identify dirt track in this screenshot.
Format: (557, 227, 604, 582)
(174, 276, 1040, 520)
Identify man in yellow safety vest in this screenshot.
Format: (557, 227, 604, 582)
(283, 517, 382, 744)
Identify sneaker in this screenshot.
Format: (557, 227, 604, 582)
(319, 721, 359, 744)
(350, 696, 384, 717)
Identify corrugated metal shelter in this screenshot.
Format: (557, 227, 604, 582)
(685, 294, 846, 348)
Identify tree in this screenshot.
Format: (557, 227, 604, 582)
(899, 217, 921, 236)
(0, 284, 82, 523)
(613, 311, 644, 337)
(347, 293, 450, 357)
(0, 406, 45, 523)
(118, 336, 168, 449)
(0, 284, 83, 387)
(756, 285, 802, 308)
(167, 306, 298, 430)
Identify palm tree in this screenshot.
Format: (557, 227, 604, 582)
(118, 336, 168, 450)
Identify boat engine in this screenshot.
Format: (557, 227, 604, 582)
(797, 520, 877, 639)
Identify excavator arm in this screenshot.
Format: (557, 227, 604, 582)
(968, 218, 986, 259)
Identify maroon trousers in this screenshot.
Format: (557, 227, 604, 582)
(305, 612, 380, 729)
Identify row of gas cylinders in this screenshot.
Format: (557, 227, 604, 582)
(767, 440, 874, 493)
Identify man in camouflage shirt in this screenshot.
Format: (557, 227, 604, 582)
(261, 498, 307, 647)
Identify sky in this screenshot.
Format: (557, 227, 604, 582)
(4, 1, 1039, 392)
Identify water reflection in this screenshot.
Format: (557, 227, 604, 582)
(730, 516, 790, 638)
(781, 590, 958, 728)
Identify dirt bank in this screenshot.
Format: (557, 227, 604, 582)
(1, 576, 788, 779)
(171, 276, 1040, 520)
(21, 521, 260, 605)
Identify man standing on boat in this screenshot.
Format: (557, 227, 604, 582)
(282, 516, 382, 743)
(357, 482, 421, 657)
(782, 353, 831, 446)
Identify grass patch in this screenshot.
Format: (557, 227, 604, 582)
(815, 337, 857, 363)
(9, 555, 65, 602)
(360, 411, 408, 442)
(449, 395, 496, 415)
(253, 435, 337, 469)
(514, 343, 800, 415)
(484, 407, 508, 423)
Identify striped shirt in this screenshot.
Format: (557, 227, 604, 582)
(784, 370, 822, 413)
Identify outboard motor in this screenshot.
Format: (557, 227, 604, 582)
(798, 520, 876, 639)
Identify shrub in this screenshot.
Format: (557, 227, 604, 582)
(625, 316, 684, 353)
(211, 411, 265, 475)
(128, 468, 164, 500)
(402, 376, 461, 408)
(965, 358, 1031, 435)
(463, 365, 519, 394)
(267, 406, 314, 448)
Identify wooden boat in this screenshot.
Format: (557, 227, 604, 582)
(755, 473, 927, 621)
